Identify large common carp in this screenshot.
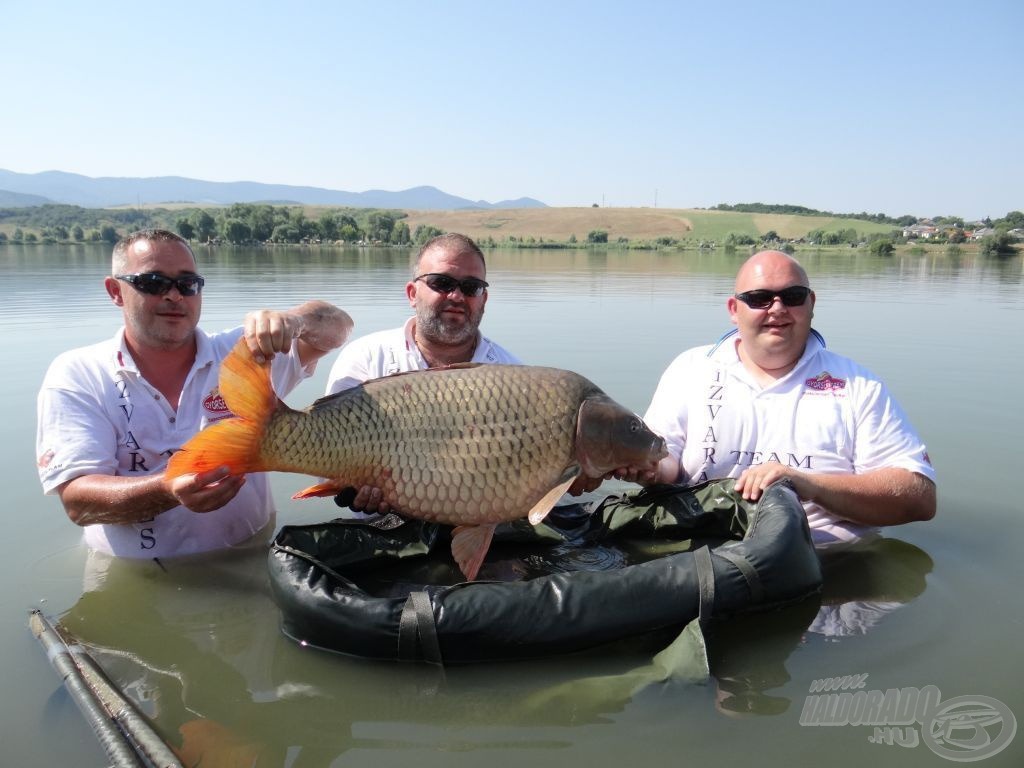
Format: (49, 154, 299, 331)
(167, 340, 667, 580)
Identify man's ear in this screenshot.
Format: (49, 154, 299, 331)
(104, 276, 124, 306)
(405, 280, 417, 307)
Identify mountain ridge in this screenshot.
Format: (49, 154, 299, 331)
(0, 169, 547, 211)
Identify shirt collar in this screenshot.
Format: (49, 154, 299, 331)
(404, 316, 488, 365)
(707, 327, 826, 362)
(111, 326, 213, 373)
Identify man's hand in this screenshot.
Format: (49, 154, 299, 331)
(243, 309, 304, 364)
(244, 302, 353, 367)
(733, 464, 801, 502)
(568, 474, 605, 496)
(335, 485, 392, 515)
(567, 466, 662, 496)
(167, 465, 246, 513)
(611, 466, 661, 485)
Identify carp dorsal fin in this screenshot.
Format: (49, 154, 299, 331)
(380, 362, 483, 376)
(527, 467, 578, 525)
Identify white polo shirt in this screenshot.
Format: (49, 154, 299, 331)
(325, 316, 521, 395)
(36, 327, 310, 558)
(644, 330, 936, 545)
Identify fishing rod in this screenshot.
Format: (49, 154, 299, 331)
(29, 609, 183, 768)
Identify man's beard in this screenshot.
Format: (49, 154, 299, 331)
(416, 302, 481, 346)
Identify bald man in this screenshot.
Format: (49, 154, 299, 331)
(632, 250, 936, 546)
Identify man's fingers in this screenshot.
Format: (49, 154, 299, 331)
(245, 310, 302, 362)
(351, 485, 387, 513)
(169, 468, 245, 513)
(192, 465, 232, 487)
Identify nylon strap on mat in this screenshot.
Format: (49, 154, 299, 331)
(713, 549, 765, 602)
(398, 591, 442, 664)
(694, 546, 715, 625)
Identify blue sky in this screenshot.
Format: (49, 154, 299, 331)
(2, 0, 1020, 220)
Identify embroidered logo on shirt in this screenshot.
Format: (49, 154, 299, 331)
(805, 372, 847, 391)
(37, 449, 55, 469)
(203, 390, 231, 415)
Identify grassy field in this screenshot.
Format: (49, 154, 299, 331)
(398, 206, 898, 243)
(400, 207, 694, 242)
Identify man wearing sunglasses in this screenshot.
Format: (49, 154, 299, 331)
(617, 250, 936, 547)
(37, 229, 352, 558)
(324, 232, 519, 515)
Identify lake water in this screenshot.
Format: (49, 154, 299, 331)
(2, 243, 1021, 766)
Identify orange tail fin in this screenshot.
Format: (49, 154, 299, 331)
(166, 339, 280, 479)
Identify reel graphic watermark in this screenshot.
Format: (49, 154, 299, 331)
(800, 675, 1016, 762)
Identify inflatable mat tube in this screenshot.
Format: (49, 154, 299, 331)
(268, 480, 822, 663)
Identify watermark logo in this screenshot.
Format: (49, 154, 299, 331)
(800, 675, 1016, 762)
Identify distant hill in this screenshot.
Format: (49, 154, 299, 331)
(0, 189, 52, 207)
(0, 169, 547, 211)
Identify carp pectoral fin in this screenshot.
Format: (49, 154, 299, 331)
(527, 471, 578, 526)
(451, 523, 497, 581)
(292, 481, 347, 500)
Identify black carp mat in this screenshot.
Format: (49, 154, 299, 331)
(268, 479, 822, 663)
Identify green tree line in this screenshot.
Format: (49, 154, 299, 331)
(713, 201, 920, 226)
(712, 204, 1023, 232)
(0, 203, 432, 246)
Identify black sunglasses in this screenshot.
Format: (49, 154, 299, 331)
(734, 285, 811, 310)
(415, 272, 489, 298)
(116, 272, 205, 297)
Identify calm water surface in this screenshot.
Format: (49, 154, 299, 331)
(2, 244, 1021, 767)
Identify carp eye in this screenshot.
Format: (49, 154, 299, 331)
(630, 418, 641, 433)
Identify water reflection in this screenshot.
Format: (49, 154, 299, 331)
(57, 519, 935, 765)
(706, 537, 933, 717)
(60, 545, 289, 762)
(709, 600, 822, 717)
(59, 545, 711, 763)
(5, 241, 1019, 278)
(810, 538, 933, 637)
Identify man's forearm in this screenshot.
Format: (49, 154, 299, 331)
(291, 301, 354, 362)
(58, 473, 177, 526)
(796, 468, 937, 526)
